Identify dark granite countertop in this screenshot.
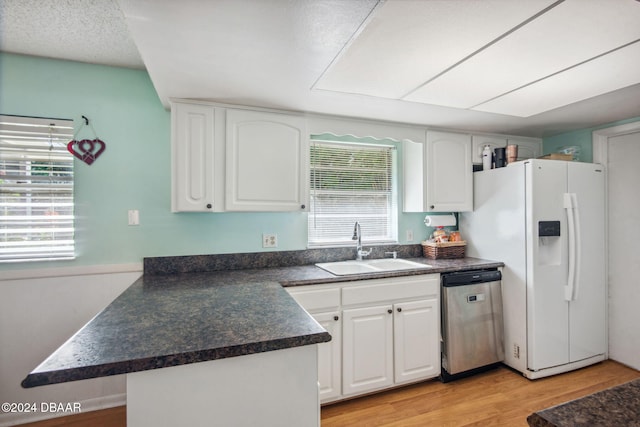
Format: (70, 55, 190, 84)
(527, 378, 640, 427)
(22, 250, 502, 388)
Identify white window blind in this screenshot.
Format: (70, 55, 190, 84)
(0, 115, 75, 262)
(308, 140, 397, 247)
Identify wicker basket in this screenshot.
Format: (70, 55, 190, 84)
(422, 241, 466, 259)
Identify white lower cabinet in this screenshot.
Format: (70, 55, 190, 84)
(311, 311, 342, 401)
(287, 274, 440, 404)
(343, 304, 394, 396)
(393, 298, 440, 384)
(285, 286, 342, 402)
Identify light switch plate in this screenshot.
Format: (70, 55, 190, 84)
(263, 233, 278, 248)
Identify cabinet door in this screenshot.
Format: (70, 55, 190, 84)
(402, 139, 426, 212)
(508, 138, 542, 161)
(394, 298, 440, 384)
(171, 102, 216, 212)
(343, 305, 393, 396)
(312, 311, 342, 403)
(226, 109, 309, 211)
(426, 131, 473, 212)
(471, 135, 507, 164)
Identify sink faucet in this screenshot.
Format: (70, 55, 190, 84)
(352, 221, 371, 261)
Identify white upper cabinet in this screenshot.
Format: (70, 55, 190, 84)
(171, 99, 538, 214)
(508, 137, 542, 161)
(471, 135, 542, 164)
(404, 131, 472, 212)
(402, 139, 426, 213)
(471, 135, 507, 165)
(171, 101, 218, 212)
(426, 131, 473, 212)
(226, 109, 309, 211)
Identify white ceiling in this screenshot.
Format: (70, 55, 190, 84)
(0, 0, 144, 69)
(2, 0, 640, 138)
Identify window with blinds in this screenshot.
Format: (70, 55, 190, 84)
(308, 139, 397, 247)
(0, 115, 75, 262)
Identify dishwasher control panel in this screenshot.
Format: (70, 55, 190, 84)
(441, 269, 501, 287)
(467, 293, 486, 303)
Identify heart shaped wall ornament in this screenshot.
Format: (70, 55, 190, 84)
(67, 138, 106, 165)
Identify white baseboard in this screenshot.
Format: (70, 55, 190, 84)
(0, 393, 126, 427)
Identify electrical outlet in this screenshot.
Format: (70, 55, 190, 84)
(262, 233, 278, 248)
(128, 210, 140, 226)
(406, 229, 414, 242)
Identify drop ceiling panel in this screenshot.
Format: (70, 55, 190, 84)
(118, 0, 378, 106)
(314, 0, 558, 99)
(404, 0, 640, 111)
(473, 41, 640, 117)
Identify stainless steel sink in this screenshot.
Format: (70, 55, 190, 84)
(316, 258, 431, 276)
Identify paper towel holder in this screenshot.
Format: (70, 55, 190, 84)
(424, 213, 457, 228)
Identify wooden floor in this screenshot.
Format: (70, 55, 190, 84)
(16, 360, 640, 427)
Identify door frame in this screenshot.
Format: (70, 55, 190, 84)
(592, 120, 640, 360)
(593, 121, 640, 165)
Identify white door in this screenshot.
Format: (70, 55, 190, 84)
(526, 160, 570, 371)
(606, 130, 640, 370)
(393, 299, 440, 383)
(508, 138, 542, 161)
(342, 305, 393, 396)
(566, 162, 606, 362)
(312, 311, 342, 402)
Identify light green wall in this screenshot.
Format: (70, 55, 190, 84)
(0, 53, 432, 271)
(543, 116, 640, 162)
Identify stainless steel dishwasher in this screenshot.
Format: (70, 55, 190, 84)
(441, 269, 504, 382)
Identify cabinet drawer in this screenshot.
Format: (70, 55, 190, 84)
(342, 275, 439, 306)
(287, 286, 340, 312)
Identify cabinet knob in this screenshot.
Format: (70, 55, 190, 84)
(333, 316, 339, 321)
(397, 307, 402, 312)
(301, 204, 306, 209)
(206, 203, 212, 209)
(387, 309, 392, 314)
(430, 205, 435, 210)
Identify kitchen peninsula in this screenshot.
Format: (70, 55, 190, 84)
(22, 247, 502, 426)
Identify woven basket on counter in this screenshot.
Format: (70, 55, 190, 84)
(421, 241, 466, 259)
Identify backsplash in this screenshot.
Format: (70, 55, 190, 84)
(144, 244, 424, 275)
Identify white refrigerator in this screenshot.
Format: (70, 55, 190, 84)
(460, 159, 606, 379)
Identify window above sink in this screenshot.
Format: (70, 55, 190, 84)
(308, 134, 399, 248)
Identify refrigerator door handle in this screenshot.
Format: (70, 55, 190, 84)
(572, 193, 582, 300)
(564, 193, 580, 301)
